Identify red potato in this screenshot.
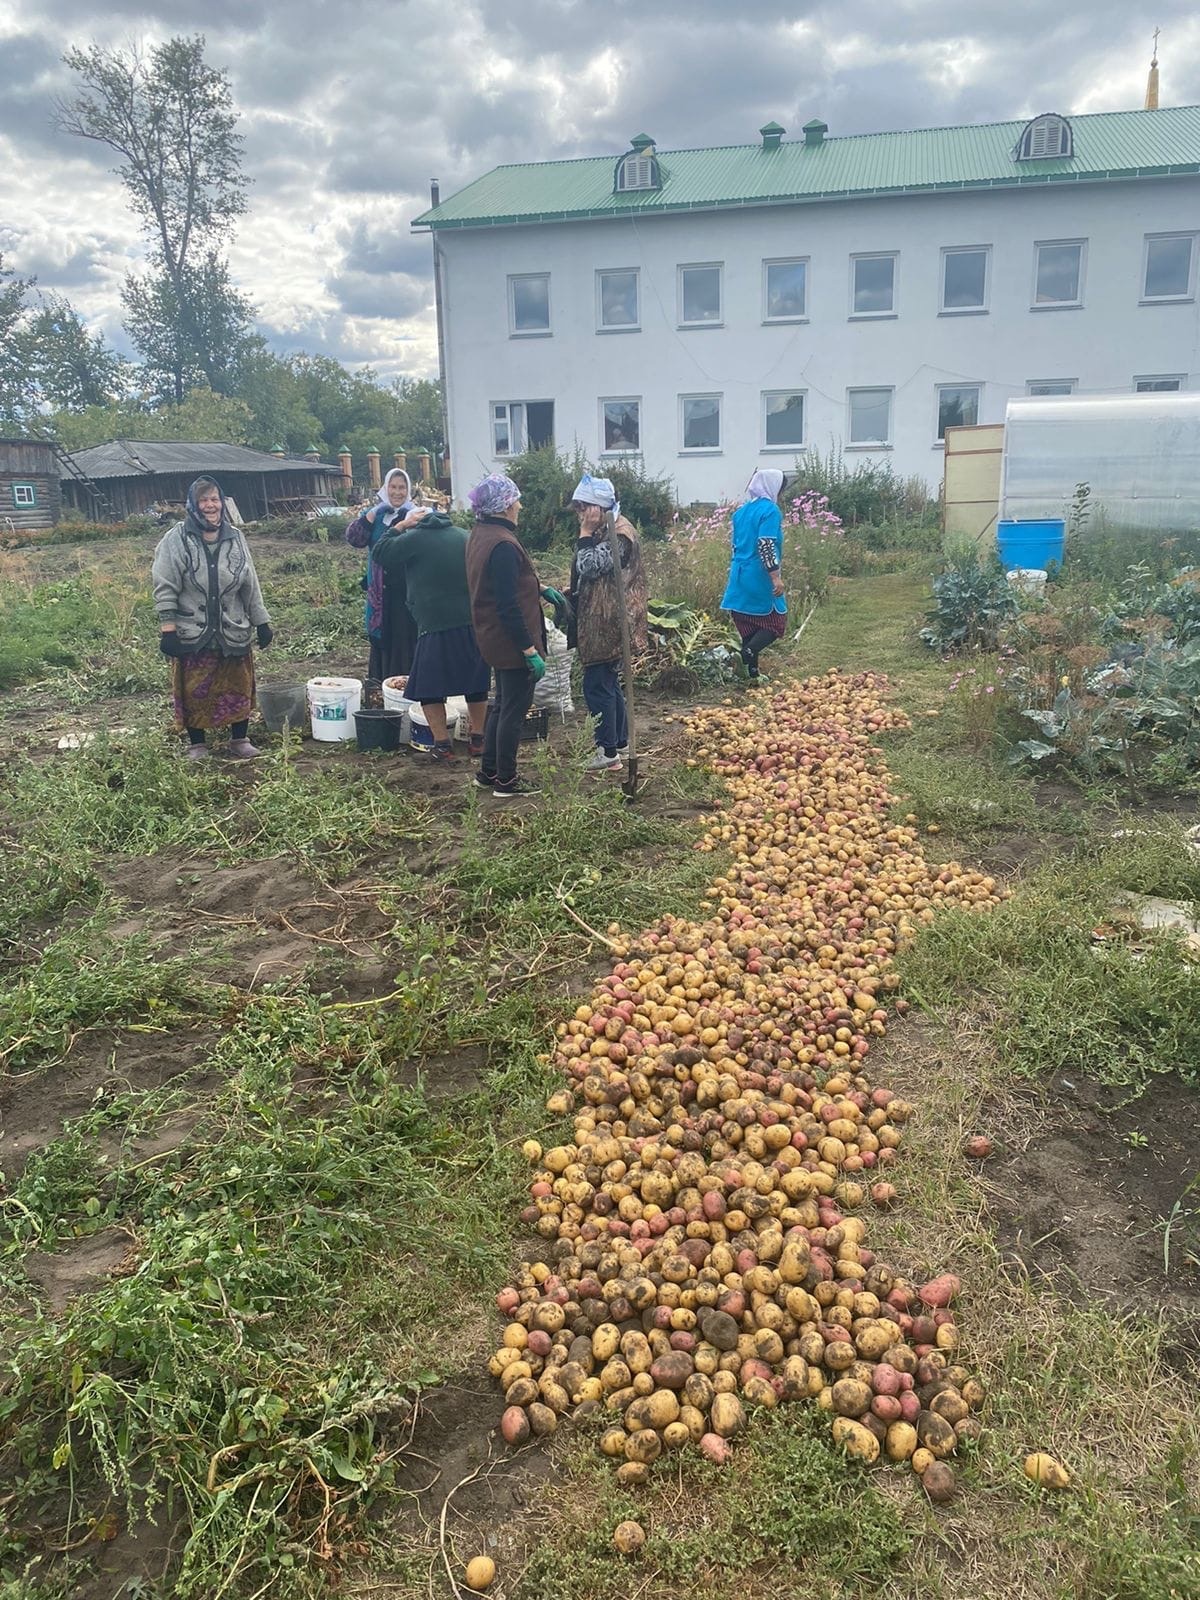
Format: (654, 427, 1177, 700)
(500, 1406, 530, 1445)
(918, 1275, 961, 1309)
(699, 1432, 732, 1465)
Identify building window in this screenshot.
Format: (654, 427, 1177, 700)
(508, 274, 550, 335)
(596, 269, 639, 331)
(615, 149, 661, 193)
(936, 384, 981, 441)
(1142, 234, 1196, 302)
(847, 388, 893, 447)
(1134, 376, 1183, 393)
(851, 254, 897, 317)
(492, 400, 555, 456)
(679, 264, 722, 327)
(680, 394, 722, 451)
(763, 259, 808, 321)
(601, 398, 641, 453)
(762, 391, 806, 450)
(1015, 113, 1073, 161)
(11, 483, 37, 508)
(1033, 241, 1084, 307)
(941, 247, 989, 312)
(1027, 380, 1077, 396)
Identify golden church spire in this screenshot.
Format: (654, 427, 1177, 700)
(1145, 27, 1160, 110)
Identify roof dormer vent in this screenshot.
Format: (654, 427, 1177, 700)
(1015, 112, 1073, 161)
(615, 133, 661, 193)
(803, 118, 828, 148)
(760, 120, 785, 151)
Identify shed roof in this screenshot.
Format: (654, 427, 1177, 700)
(68, 441, 340, 479)
(414, 104, 1200, 230)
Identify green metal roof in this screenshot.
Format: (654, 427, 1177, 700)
(414, 105, 1200, 230)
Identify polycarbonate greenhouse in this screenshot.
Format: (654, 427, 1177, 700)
(1000, 394, 1200, 533)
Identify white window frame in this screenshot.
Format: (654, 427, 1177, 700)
(596, 268, 640, 332)
(507, 273, 551, 337)
(679, 392, 722, 453)
(617, 153, 656, 192)
(762, 257, 809, 323)
(849, 252, 898, 319)
(11, 483, 37, 508)
(599, 397, 642, 455)
(1141, 233, 1197, 304)
(934, 383, 982, 444)
(939, 246, 990, 314)
(678, 263, 723, 328)
(761, 390, 806, 451)
(491, 399, 555, 457)
(1032, 239, 1085, 309)
(1133, 375, 1184, 393)
(1026, 379, 1077, 396)
(846, 387, 894, 448)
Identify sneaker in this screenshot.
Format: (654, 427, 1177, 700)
(492, 776, 539, 799)
(227, 738, 261, 759)
(430, 741, 456, 763)
(468, 732, 485, 758)
(586, 749, 622, 772)
(473, 770, 497, 791)
(185, 743, 210, 762)
(616, 743, 629, 755)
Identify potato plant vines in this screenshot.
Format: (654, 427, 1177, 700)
(491, 671, 1005, 1499)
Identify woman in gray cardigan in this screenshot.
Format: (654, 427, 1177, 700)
(151, 477, 273, 760)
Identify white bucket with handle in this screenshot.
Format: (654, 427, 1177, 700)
(306, 676, 362, 741)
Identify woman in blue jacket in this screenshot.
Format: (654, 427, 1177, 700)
(720, 468, 787, 683)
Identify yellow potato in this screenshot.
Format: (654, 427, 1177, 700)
(1024, 1452, 1071, 1489)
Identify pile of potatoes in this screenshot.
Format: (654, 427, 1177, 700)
(492, 672, 1002, 1500)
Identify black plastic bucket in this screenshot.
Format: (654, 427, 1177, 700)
(354, 709, 405, 752)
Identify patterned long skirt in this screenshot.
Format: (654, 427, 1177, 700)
(171, 651, 256, 732)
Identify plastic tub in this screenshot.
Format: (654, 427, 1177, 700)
(258, 683, 308, 734)
(1006, 568, 1048, 599)
(382, 675, 412, 713)
(307, 676, 362, 741)
(354, 709, 405, 752)
(408, 705, 434, 750)
(996, 518, 1065, 572)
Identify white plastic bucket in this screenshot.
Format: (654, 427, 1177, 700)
(1006, 568, 1048, 599)
(307, 676, 362, 741)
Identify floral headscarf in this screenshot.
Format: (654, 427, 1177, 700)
(469, 473, 521, 515)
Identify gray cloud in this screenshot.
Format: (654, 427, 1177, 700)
(1, 0, 1195, 380)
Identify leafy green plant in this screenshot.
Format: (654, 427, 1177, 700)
(920, 549, 1018, 652)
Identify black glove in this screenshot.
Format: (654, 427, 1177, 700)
(159, 631, 186, 658)
(257, 623, 274, 648)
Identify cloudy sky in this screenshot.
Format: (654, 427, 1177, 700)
(1, 0, 1196, 381)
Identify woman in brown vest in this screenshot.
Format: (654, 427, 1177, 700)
(464, 473, 562, 798)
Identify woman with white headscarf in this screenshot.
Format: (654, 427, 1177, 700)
(345, 467, 422, 682)
(567, 474, 647, 771)
(720, 468, 787, 684)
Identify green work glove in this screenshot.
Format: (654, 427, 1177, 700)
(541, 586, 566, 608)
(525, 651, 547, 681)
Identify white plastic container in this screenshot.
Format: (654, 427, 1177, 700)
(1006, 567, 1048, 599)
(306, 676, 362, 741)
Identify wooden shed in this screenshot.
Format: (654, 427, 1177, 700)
(59, 441, 345, 522)
(0, 438, 62, 532)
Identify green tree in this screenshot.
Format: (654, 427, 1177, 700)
(391, 376, 444, 456)
(48, 388, 250, 451)
(233, 343, 324, 455)
(21, 295, 130, 410)
(56, 35, 253, 401)
(0, 253, 34, 422)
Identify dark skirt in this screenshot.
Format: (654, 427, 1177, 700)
(731, 609, 788, 642)
(368, 574, 418, 682)
(404, 624, 491, 702)
(172, 651, 255, 731)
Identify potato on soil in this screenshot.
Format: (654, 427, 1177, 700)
(922, 1461, 957, 1503)
(831, 1417, 880, 1464)
(465, 1556, 496, 1591)
(710, 1393, 746, 1438)
(1024, 1452, 1071, 1489)
(699, 1432, 732, 1465)
(613, 1521, 646, 1555)
(499, 1406, 529, 1446)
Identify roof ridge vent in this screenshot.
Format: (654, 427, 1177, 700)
(760, 120, 785, 151)
(803, 118, 828, 148)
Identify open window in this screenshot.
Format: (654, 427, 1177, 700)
(491, 401, 555, 457)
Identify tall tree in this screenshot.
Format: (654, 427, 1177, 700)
(56, 35, 253, 401)
(21, 294, 130, 411)
(122, 253, 253, 403)
(0, 253, 34, 423)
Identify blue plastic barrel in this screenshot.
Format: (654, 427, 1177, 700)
(996, 518, 1065, 571)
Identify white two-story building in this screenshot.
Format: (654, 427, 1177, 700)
(415, 105, 1200, 502)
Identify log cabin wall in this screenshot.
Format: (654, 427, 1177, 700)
(0, 440, 62, 531)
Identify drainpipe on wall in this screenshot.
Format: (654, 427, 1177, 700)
(430, 179, 451, 487)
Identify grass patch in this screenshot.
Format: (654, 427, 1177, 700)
(898, 823, 1200, 1092)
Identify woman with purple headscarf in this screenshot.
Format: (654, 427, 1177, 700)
(345, 466, 422, 682)
(464, 473, 558, 798)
